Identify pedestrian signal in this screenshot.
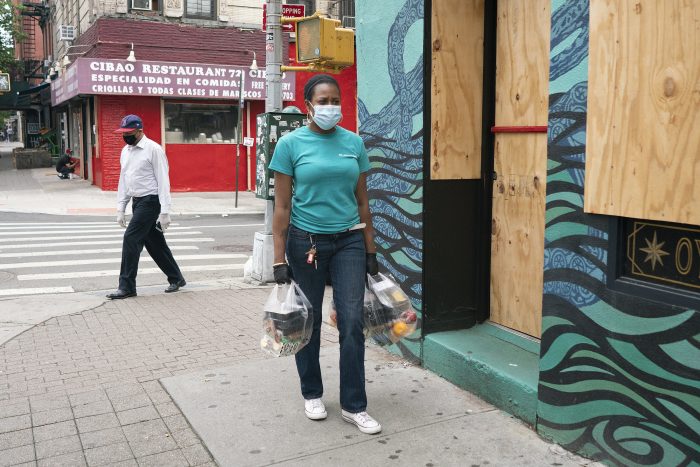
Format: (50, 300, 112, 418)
(295, 16, 354, 69)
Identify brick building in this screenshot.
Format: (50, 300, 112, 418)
(47, 0, 356, 192)
(6, 0, 53, 147)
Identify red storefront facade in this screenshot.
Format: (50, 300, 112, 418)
(50, 18, 289, 192)
(53, 57, 294, 192)
(49, 18, 358, 193)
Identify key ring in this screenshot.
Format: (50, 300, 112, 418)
(306, 234, 317, 268)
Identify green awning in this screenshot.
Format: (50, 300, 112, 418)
(0, 81, 41, 110)
(15, 81, 50, 108)
(16, 82, 49, 95)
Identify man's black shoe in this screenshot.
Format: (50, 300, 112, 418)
(106, 289, 137, 300)
(165, 279, 186, 293)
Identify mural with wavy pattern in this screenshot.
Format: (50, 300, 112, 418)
(356, 0, 423, 358)
(538, 1, 700, 465)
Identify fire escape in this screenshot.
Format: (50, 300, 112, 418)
(20, 1, 52, 82)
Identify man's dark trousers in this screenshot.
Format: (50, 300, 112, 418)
(119, 195, 183, 292)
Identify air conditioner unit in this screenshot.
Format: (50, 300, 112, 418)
(342, 16, 355, 30)
(58, 25, 77, 41)
(131, 0, 152, 10)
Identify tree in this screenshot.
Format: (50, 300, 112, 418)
(0, 0, 25, 79)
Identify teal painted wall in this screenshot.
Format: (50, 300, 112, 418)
(356, 0, 424, 360)
(356, 0, 700, 465)
(539, 1, 700, 465)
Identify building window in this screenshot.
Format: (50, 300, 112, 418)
(185, 0, 216, 19)
(164, 103, 238, 144)
(287, 0, 314, 15)
(338, 0, 354, 28)
(130, 0, 160, 13)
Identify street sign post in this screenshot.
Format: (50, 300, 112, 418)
(251, 0, 285, 284)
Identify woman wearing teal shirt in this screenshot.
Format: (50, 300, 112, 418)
(269, 75, 381, 435)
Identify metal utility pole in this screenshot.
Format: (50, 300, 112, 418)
(250, 0, 283, 283)
(235, 70, 242, 209)
(265, 0, 284, 114)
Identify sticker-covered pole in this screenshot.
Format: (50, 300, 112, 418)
(251, 0, 283, 284)
(266, 0, 283, 114)
(264, 0, 283, 234)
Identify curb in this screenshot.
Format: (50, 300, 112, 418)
(0, 208, 266, 217)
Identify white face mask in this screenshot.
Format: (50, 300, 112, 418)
(310, 104, 342, 130)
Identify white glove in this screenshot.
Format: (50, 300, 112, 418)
(117, 211, 126, 228)
(158, 213, 171, 231)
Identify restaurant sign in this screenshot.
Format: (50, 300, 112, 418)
(51, 58, 296, 106)
(624, 220, 700, 294)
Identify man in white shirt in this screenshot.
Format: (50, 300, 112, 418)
(106, 114, 185, 299)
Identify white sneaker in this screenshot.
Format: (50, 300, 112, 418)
(304, 398, 327, 420)
(341, 410, 382, 434)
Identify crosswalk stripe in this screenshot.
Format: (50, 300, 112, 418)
(0, 222, 114, 229)
(0, 253, 248, 270)
(1, 231, 204, 243)
(0, 223, 181, 230)
(0, 237, 215, 250)
(0, 246, 198, 259)
(18, 264, 245, 281)
(0, 286, 75, 296)
(0, 226, 196, 236)
(0, 224, 255, 234)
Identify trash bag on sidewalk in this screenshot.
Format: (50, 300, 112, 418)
(260, 282, 313, 357)
(367, 273, 418, 343)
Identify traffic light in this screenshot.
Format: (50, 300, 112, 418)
(295, 16, 354, 69)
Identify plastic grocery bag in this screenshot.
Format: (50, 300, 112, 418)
(362, 286, 394, 346)
(329, 276, 418, 346)
(260, 281, 313, 357)
(367, 273, 418, 343)
(329, 287, 393, 346)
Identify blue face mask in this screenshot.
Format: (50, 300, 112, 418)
(310, 104, 342, 130)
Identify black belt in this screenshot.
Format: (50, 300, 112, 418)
(291, 223, 364, 236)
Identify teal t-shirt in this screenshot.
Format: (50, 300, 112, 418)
(269, 126, 370, 234)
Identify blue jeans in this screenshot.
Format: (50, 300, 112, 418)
(287, 224, 367, 413)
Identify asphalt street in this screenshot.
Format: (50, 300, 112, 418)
(0, 211, 263, 297)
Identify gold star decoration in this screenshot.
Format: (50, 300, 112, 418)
(639, 231, 669, 271)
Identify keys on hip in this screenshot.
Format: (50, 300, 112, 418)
(305, 247, 317, 268)
(306, 234, 317, 269)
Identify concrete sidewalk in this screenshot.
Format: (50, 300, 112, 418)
(0, 286, 597, 467)
(163, 347, 591, 467)
(0, 148, 265, 216)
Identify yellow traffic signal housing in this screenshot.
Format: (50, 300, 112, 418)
(295, 16, 354, 68)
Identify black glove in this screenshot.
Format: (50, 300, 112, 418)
(273, 263, 292, 284)
(366, 253, 379, 276)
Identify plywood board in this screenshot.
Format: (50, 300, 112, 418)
(490, 134, 547, 338)
(585, 0, 700, 225)
(495, 0, 551, 126)
(430, 0, 484, 180)
(489, 0, 550, 338)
